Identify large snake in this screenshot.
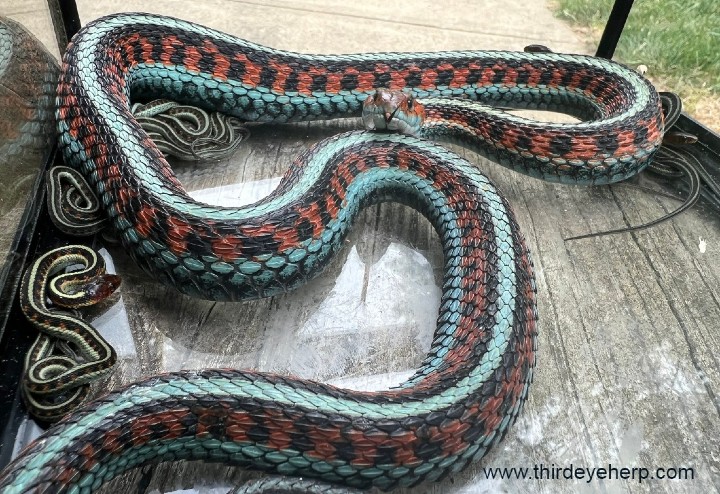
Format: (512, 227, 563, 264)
(53, 12, 662, 302)
(0, 11, 666, 493)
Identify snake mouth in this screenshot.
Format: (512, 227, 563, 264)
(362, 103, 408, 134)
(385, 107, 400, 125)
(362, 89, 426, 136)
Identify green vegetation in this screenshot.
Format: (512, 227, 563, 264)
(553, 0, 719, 128)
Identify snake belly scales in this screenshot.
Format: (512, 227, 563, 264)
(0, 12, 664, 493)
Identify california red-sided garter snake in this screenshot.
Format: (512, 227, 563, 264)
(0, 11, 666, 493)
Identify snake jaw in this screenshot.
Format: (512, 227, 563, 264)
(362, 88, 425, 136)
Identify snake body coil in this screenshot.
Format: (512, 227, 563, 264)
(55, 13, 662, 301)
(19, 245, 121, 422)
(0, 11, 666, 492)
(3, 127, 539, 493)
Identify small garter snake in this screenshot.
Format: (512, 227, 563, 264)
(18, 244, 120, 422)
(46, 166, 106, 236)
(131, 98, 249, 161)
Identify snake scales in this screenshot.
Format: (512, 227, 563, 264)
(53, 12, 662, 302)
(0, 11, 666, 493)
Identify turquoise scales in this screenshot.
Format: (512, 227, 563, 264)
(0, 16, 57, 162)
(54, 13, 662, 301)
(0, 15, 58, 268)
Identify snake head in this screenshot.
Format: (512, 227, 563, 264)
(87, 274, 122, 301)
(48, 265, 123, 309)
(60, 273, 122, 307)
(362, 89, 426, 136)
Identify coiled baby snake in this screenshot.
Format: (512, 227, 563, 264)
(18, 245, 120, 422)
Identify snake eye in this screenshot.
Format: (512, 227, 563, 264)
(407, 95, 414, 110)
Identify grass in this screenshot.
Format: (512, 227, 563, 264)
(551, 0, 720, 131)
